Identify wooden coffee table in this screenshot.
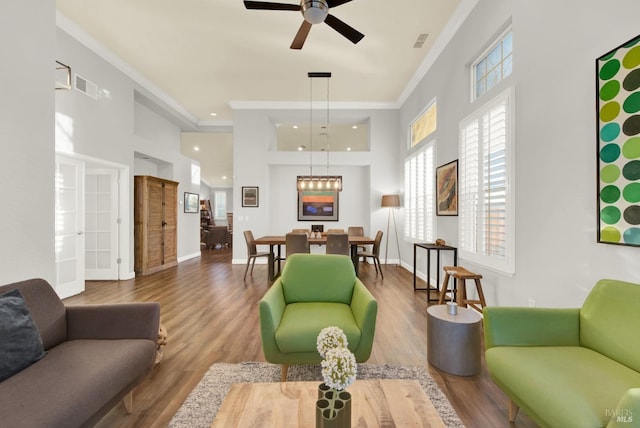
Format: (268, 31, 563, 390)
(212, 379, 446, 427)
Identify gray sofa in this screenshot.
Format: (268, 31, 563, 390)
(0, 278, 160, 428)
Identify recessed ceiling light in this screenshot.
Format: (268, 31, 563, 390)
(347, 147, 352, 151)
(194, 146, 200, 151)
(222, 176, 227, 180)
(209, 112, 217, 117)
(352, 125, 358, 129)
(298, 145, 306, 151)
(293, 125, 299, 129)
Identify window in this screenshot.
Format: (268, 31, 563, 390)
(213, 191, 227, 220)
(459, 89, 514, 274)
(473, 28, 512, 100)
(410, 100, 437, 148)
(404, 143, 435, 242)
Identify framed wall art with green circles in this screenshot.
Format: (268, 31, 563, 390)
(597, 33, 640, 247)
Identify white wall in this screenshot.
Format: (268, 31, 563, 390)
(56, 26, 202, 273)
(0, 0, 56, 285)
(133, 101, 202, 261)
(231, 108, 399, 263)
(267, 165, 370, 234)
(400, 0, 640, 307)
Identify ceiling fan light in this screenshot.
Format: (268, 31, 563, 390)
(301, 0, 328, 24)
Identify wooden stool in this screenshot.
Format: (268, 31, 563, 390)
(438, 266, 487, 313)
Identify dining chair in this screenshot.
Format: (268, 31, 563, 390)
(291, 228, 310, 236)
(348, 226, 367, 254)
(325, 233, 349, 256)
(357, 230, 384, 279)
(327, 228, 345, 234)
(285, 232, 310, 258)
(243, 230, 270, 280)
(347, 226, 364, 237)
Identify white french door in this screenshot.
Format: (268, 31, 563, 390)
(85, 168, 119, 280)
(54, 155, 85, 298)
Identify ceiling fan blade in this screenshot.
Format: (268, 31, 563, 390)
(324, 14, 364, 45)
(243, 1, 300, 11)
(326, 0, 353, 8)
(290, 21, 312, 50)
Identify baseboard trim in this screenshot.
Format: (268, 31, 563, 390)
(56, 282, 84, 299)
(179, 252, 201, 263)
(232, 258, 267, 265)
(121, 270, 136, 280)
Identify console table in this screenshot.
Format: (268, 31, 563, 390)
(413, 243, 457, 302)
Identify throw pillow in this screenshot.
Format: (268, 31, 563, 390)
(0, 289, 46, 382)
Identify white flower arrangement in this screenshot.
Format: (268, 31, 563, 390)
(321, 347, 357, 391)
(317, 326, 357, 391)
(317, 326, 349, 358)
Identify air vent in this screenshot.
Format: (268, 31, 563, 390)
(74, 74, 97, 99)
(413, 33, 429, 49)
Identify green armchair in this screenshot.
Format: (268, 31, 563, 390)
(484, 279, 640, 427)
(259, 253, 378, 381)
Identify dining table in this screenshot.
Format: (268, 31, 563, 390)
(252, 234, 375, 281)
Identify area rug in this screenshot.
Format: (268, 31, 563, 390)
(169, 362, 465, 428)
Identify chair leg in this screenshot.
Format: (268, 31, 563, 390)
(376, 257, 384, 279)
(438, 272, 451, 304)
(250, 258, 257, 276)
(474, 278, 487, 308)
(123, 390, 133, 414)
(369, 256, 378, 275)
(457, 279, 467, 307)
(281, 364, 289, 382)
(509, 399, 520, 422)
(243, 258, 251, 280)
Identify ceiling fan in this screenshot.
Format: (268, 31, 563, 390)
(244, 0, 364, 49)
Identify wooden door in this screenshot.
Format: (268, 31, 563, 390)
(146, 179, 164, 270)
(134, 176, 179, 275)
(162, 181, 177, 265)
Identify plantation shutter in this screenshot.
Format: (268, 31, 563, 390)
(459, 121, 479, 253)
(459, 92, 510, 266)
(404, 143, 434, 242)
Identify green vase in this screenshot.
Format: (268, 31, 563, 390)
(316, 383, 351, 428)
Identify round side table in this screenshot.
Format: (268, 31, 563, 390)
(427, 304, 482, 376)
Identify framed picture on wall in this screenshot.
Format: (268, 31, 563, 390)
(184, 192, 199, 213)
(298, 191, 339, 221)
(436, 160, 458, 216)
(242, 186, 259, 207)
(596, 33, 640, 247)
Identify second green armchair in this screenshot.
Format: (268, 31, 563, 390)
(259, 253, 378, 381)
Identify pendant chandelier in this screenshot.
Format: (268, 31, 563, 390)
(297, 71, 342, 192)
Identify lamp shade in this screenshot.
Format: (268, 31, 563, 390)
(381, 194, 400, 207)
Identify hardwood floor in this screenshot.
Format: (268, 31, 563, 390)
(64, 248, 535, 428)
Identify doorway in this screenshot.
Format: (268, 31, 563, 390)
(54, 153, 129, 298)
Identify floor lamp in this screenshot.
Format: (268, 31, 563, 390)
(381, 194, 401, 265)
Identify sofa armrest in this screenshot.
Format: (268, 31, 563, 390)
(607, 388, 640, 427)
(350, 279, 377, 360)
(259, 280, 287, 360)
(66, 303, 160, 341)
(483, 307, 580, 349)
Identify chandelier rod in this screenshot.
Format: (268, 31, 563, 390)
(325, 74, 330, 175)
(309, 75, 313, 177)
